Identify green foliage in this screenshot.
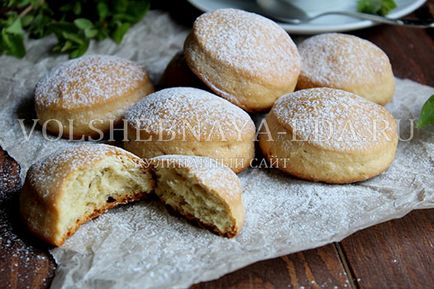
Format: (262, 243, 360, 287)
(416, 95, 434, 129)
(0, 0, 150, 58)
(357, 0, 397, 16)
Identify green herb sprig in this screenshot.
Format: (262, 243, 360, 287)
(417, 95, 434, 129)
(357, 0, 397, 16)
(0, 0, 150, 58)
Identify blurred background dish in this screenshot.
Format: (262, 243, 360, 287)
(187, 0, 426, 33)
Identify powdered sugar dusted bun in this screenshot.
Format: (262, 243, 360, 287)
(151, 155, 244, 237)
(184, 8, 300, 112)
(259, 88, 398, 184)
(124, 87, 255, 173)
(297, 33, 395, 105)
(20, 144, 154, 246)
(35, 55, 154, 139)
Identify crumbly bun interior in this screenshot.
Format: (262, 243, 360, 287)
(56, 155, 152, 244)
(154, 166, 235, 237)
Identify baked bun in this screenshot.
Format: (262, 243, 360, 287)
(259, 88, 398, 184)
(35, 55, 154, 139)
(20, 144, 154, 246)
(151, 155, 244, 237)
(297, 33, 395, 105)
(184, 8, 300, 112)
(124, 87, 256, 173)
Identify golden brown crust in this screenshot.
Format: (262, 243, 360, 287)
(259, 117, 397, 184)
(20, 144, 154, 246)
(124, 87, 256, 173)
(124, 126, 254, 173)
(20, 187, 148, 247)
(35, 55, 154, 139)
(296, 33, 395, 105)
(259, 88, 398, 184)
(164, 203, 239, 238)
(184, 9, 300, 112)
(36, 85, 154, 140)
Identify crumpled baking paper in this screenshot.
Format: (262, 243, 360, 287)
(0, 10, 433, 289)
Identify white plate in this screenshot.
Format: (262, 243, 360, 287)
(187, 0, 426, 34)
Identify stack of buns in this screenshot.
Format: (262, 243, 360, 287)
(22, 8, 399, 246)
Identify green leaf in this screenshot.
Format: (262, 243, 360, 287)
(416, 95, 434, 129)
(379, 0, 397, 15)
(97, 2, 109, 20)
(84, 28, 98, 38)
(126, 0, 150, 21)
(21, 15, 34, 27)
(58, 40, 73, 52)
(62, 31, 85, 45)
(74, 18, 93, 30)
(69, 42, 88, 58)
(1, 30, 25, 57)
(0, 0, 150, 58)
(5, 18, 23, 35)
(95, 28, 109, 41)
(112, 22, 130, 44)
(357, 0, 397, 16)
(112, 13, 136, 23)
(27, 13, 51, 38)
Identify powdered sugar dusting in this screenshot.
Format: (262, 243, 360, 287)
(126, 87, 255, 140)
(298, 33, 391, 86)
(28, 144, 131, 199)
(152, 155, 241, 198)
(35, 55, 147, 108)
(191, 8, 300, 81)
(0, 11, 433, 289)
(273, 88, 396, 151)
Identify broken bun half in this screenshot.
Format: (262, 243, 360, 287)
(151, 155, 245, 237)
(20, 144, 154, 246)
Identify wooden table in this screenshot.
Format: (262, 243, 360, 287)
(1, 1, 433, 288)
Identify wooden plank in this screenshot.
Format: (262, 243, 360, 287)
(1, 2, 434, 289)
(340, 209, 434, 289)
(343, 7, 434, 288)
(0, 145, 353, 289)
(0, 147, 56, 289)
(192, 244, 353, 289)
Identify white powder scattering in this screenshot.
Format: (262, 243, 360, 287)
(27, 143, 137, 199)
(0, 205, 53, 289)
(35, 55, 147, 109)
(191, 8, 300, 82)
(125, 87, 255, 140)
(0, 10, 432, 289)
(298, 33, 391, 86)
(272, 88, 395, 151)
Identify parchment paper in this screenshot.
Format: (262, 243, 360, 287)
(0, 11, 433, 289)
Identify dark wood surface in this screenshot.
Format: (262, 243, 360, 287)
(1, 1, 433, 288)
